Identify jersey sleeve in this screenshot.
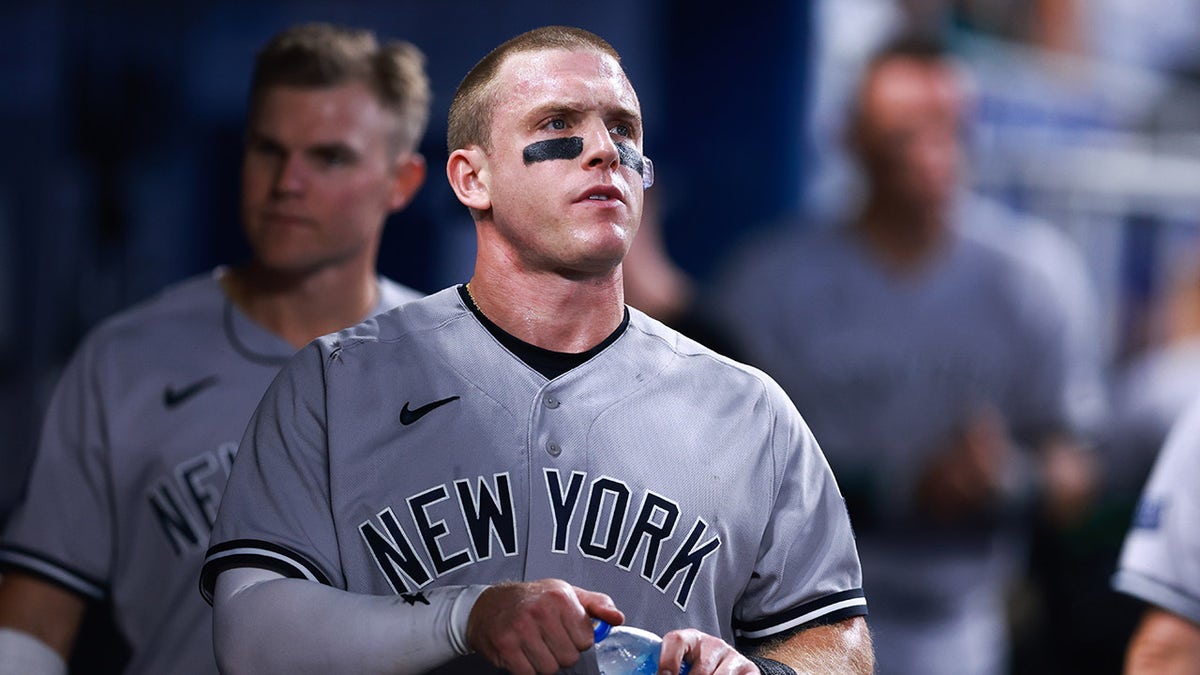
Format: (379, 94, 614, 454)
(200, 341, 341, 603)
(731, 381, 867, 646)
(0, 335, 113, 599)
(1112, 394, 1200, 625)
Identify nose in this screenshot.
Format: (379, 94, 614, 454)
(272, 154, 306, 195)
(581, 120, 619, 172)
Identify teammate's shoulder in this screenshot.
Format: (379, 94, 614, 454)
(83, 271, 223, 341)
(376, 276, 425, 311)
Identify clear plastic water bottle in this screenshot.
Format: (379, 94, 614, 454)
(592, 619, 690, 675)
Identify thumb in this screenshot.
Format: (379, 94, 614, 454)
(575, 587, 624, 626)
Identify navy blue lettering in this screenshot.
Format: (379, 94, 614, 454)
(359, 508, 432, 594)
(180, 453, 222, 529)
(545, 469, 586, 553)
(408, 486, 472, 575)
(617, 492, 680, 581)
(655, 519, 721, 610)
(148, 479, 199, 556)
(579, 478, 630, 561)
(455, 474, 518, 560)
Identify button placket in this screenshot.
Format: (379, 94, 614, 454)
(542, 391, 562, 456)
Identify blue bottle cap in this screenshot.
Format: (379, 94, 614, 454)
(592, 618, 613, 643)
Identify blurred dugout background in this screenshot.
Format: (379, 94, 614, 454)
(1, 1, 1199, 673)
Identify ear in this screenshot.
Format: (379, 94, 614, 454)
(447, 147, 491, 212)
(387, 153, 427, 212)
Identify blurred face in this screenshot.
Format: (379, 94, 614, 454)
(473, 48, 645, 277)
(241, 82, 420, 275)
(855, 57, 964, 211)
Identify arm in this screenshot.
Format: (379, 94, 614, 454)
(755, 617, 874, 675)
(1125, 607, 1200, 675)
(213, 568, 623, 675)
(657, 616, 874, 675)
(0, 572, 87, 673)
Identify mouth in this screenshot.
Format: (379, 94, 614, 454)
(578, 185, 623, 204)
(260, 212, 312, 227)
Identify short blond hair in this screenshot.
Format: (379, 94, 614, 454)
(251, 22, 432, 154)
(447, 25, 621, 154)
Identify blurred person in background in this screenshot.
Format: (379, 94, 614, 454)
(0, 22, 429, 674)
(712, 34, 1100, 675)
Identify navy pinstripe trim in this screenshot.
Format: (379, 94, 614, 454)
(200, 539, 332, 605)
(0, 545, 107, 600)
(733, 589, 867, 645)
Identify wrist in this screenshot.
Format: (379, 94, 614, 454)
(449, 584, 490, 655)
(745, 654, 798, 675)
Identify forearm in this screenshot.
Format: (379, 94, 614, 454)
(213, 567, 486, 674)
(1125, 608, 1200, 675)
(0, 572, 86, 668)
(756, 617, 874, 675)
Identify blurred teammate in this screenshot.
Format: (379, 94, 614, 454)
(713, 34, 1097, 674)
(0, 23, 430, 674)
(202, 25, 873, 675)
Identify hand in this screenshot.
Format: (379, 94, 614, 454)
(660, 628, 758, 675)
(465, 578, 623, 675)
(915, 405, 1012, 522)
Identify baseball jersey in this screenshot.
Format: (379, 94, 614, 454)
(1113, 392, 1200, 625)
(0, 269, 419, 675)
(712, 223, 1072, 675)
(200, 286, 866, 672)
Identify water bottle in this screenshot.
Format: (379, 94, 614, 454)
(592, 619, 690, 675)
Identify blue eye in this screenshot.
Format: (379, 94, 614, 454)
(610, 123, 631, 137)
(549, 119, 567, 130)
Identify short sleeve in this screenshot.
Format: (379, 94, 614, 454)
(0, 337, 113, 599)
(200, 342, 341, 602)
(732, 385, 867, 646)
(1113, 394, 1200, 624)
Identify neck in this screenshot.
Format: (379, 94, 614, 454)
(854, 197, 951, 274)
(466, 268, 625, 355)
(221, 261, 378, 349)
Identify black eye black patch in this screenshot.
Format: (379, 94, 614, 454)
(523, 137, 583, 164)
(616, 142, 645, 176)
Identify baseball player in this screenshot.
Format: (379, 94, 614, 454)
(1112, 392, 1200, 672)
(0, 23, 429, 675)
(711, 35, 1097, 675)
(201, 25, 872, 675)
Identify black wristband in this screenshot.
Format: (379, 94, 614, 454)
(746, 655, 798, 675)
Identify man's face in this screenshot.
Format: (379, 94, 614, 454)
(477, 48, 645, 277)
(241, 82, 415, 276)
(856, 57, 964, 210)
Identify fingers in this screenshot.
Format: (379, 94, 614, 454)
(466, 579, 613, 674)
(661, 629, 758, 675)
(574, 586, 624, 634)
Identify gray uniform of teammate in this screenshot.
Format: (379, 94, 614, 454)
(0, 270, 418, 674)
(200, 285, 867, 672)
(1113, 392, 1200, 625)
(713, 224, 1072, 675)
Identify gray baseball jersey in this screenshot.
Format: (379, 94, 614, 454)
(0, 269, 419, 675)
(713, 223, 1073, 675)
(200, 286, 866, 671)
(1113, 392, 1200, 625)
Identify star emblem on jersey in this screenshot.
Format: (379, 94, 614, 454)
(399, 396, 460, 425)
(163, 376, 219, 409)
(400, 591, 430, 605)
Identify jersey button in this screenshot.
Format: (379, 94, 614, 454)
(543, 394, 560, 409)
(547, 441, 562, 457)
